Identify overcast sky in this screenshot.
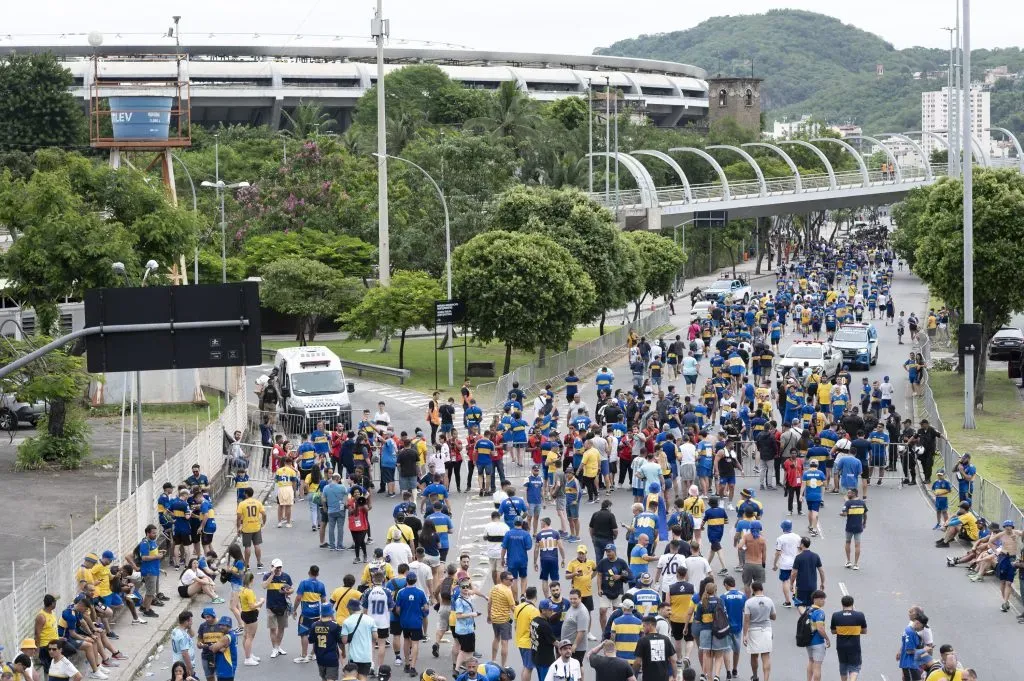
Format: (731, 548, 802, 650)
(6, 0, 1011, 55)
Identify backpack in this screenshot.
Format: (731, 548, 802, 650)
(131, 542, 142, 566)
(795, 608, 814, 647)
(677, 512, 695, 542)
(711, 601, 732, 639)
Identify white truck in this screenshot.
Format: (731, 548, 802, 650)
(273, 346, 354, 432)
(702, 276, 752, 304)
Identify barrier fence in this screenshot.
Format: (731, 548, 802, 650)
(0, 379, 248, 654)
(915, 334, 1024, 535)
(474, 308, 672, 412)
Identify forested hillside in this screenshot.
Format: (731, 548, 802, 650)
(596, 9, 1024, 135)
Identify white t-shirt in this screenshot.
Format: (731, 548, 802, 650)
(46, 657, 79, 681)
(775, 532, 802, 570)
(879, 382, 894, 400)
(364, 585, 393, 629)
(384, 541, 413, 568)
(834, 438, 851, 454)
(484, 521, 510, 558)
(408, 561, 433, 594)
(606, 436, 619, 463)
(679, 442, 697, 467)
(373, 411, 391, 432)
(179, 568, 198, 586)
(544, 657, 582, 681)
(656, 553, 684, 595)
(683, 555, 711, 586)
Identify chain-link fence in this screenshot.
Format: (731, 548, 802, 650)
(0, 378, 249, 654)
(916, 334, 1024, 535)
(475, 308, 671, 412)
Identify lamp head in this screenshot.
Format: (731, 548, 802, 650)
(111, 262, 126, 274)
(145, 260, 159, 272)
(87, 32, 104, 48)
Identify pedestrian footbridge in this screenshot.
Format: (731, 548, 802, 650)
(587, 130, 1024, 229)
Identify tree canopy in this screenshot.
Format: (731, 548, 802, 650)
(0, 54, 86, 151)
(259, 257, 363, 344)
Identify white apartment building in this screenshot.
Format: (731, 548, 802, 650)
(921, 86, 990, 159)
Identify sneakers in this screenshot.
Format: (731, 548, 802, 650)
(270, 650, 281, 659)
(212, 597, 226, 604)
(244, 658, 260, 666)
(132, 617, 147, 625)
(587, 633, 598, 641)
(294, 655, 312, 664)
(285, 522, 293, 528)
(141, 609, 158, 618)
(112, 652, 128, 661)
(89, 671, 110, 680)
(852, 564, 860, 571)
(278, 521, 284, 528)
(845, 562, 853, 569)
(275, 647, 287, 657)
(432, 643, 440, 658)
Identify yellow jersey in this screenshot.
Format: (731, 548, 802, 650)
(668, 581, 695, 623)
(240, 587, 258, 612)
(237, 498, 265, 533)
(682, 496, 706, 518)
(360, 561, 394, 586)
(37, 608, 58, 646)
(330, 586, 362, 622)
(91, 562, 113, 598)
(513, 602, 540, 648)
(488, 584, 516, 623)
(566, 558, 596, 596)
(581, 448, 600, 477)
(275, 465, 298, 487)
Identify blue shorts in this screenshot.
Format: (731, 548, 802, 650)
(600, 460, 610, 476)
(545, 472, 554, 485)
(935, 497, 948, 511)
(567, 503, 579, 519)
(528, 503, 541, 517)
(870, 453, 886, 467)
(669, 462, 679, 479)
(519, 648, 534, 670)
(719, 476, 736, 486)
(298, 615, 316, 636)
(102, 593, 124, 608)
(806, 499, 822, 512)
(697, 467, 713, 480)
(684, 374, 698, 385)
(778, 569, 792, 582)
(539, 560, 560, 581)
(998, 555, 1015, 582)
(507, 564, 528, 579)
(572, 455, 582, 470)
(440, 423, 453, 434)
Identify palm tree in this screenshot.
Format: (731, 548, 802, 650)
(535, 150, 587, 188)
(281, 101, 338, 139)
(466, 81, 542, 141)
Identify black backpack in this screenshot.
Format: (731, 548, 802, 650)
(795, 609, 814, 647)
(678, 512, 695, 541)
(711, 601, 731, 639)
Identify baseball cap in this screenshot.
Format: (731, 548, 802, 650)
(604, 543, 616, 552)
(780, 519, 793, 532)
(1003, 520, 1016, 528)
(101, 550, 115, 561)
(557, 639, 573, 649)
(321, 604, 336, 617)
(271, 558, 284, 568)
(936, 470, 946, 477)
(539, 599, 554, 611)
(218, 616, 233, 627)
(639, 573, 653, 585)
(531, 465, 540, 471)
(576, 546, 588, 554)
(621, 600, 634, 610)
(791, 418, 801, 426)
(201, 607, 216, 618)
(84, 553, 98, 563)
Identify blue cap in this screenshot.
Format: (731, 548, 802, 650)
(604, 543, 617, 552)
(347, 600, 361, 612)
(780, 520, 793, 531)
(539, 599, 555, 611)
(102, 550, 115, 561)
(321, 604, 336, 617)
(1003, 520, 1015, 528)
(218, 616, 233, 627)
(648, 482, 661, 494)
(201, 607, 216, 618)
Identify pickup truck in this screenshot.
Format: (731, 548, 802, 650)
(775, 341, 841, 386)
(702, 277, 752, 304)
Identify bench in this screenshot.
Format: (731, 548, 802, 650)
(466, 361, 496, 377)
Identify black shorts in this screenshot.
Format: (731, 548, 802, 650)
(571, 651, 585, 664)
(671, 621, 687, 641)
(860, 463, 871, 480)
(174, 532, 192, 546)
(201, 532, 215, 546)
(355, 663, 372, 677)
(581, 596, 595, 612)
(178, 584, 191, 598)
(454, 632, 476, 651)
(378, 627, 391, 640)
(710, 541, 723, 552)
(390, 620, 403, 636)
(402, 627, 423, 641)
(440, 548, 449, 562)
(241, 610, 259, 625)
(189, 533, 202, 545)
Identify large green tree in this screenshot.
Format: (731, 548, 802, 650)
(352, 65, 488, 129)
(452, 231, 596, 373)
(893, 169, 1024, 405)
(341, 270, 441, 369)
(623, 231, 687, 320)
(0, 54, 85, 151)
(241, 230, 374, 278)
(259, 257, 363, 343)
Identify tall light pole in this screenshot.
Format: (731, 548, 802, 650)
(951, 3, 962, 178)
(170, 153, 198, 283)
(112, 259, 158, 492)
(942, 26, 957, 177)
(605, 77, 611, 203)
(201, 175, 250, 398)
(373, 153, 453, 386)
(587, 78, 593, 193)
(962, 0, 975, 429)
(373, 0, 391, 286)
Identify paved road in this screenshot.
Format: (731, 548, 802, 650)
(202, 266, 1017, 681)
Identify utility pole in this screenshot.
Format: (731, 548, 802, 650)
(951, 2, 962, 178)
(962, 0, 975, 429)
(943, 26, 955, 176)
(587, 79, 593, 193)
(613, 86, 619, 215)
(605, 77, 611, 204)
(373, 0, 391, 285)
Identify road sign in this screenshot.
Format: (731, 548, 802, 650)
(435, 299, 465, 326)
(84, 282, 261, 373)
(693, 210, 728, 228)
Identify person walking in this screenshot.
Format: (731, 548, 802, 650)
(841, 490, 867, 570)
(321, 473, 348, 551)
(790, 538, 825, 612)
(829, 595, 867, 681)
(803, 591, 830, 681)
(742, 581, 776, 681)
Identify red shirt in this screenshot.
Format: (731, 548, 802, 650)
(465, 434, 479, 463)
(347, 499, 369, 531)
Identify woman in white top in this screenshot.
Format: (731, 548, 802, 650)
(429, 437, 451, 486)
(177, 558, 221, 602)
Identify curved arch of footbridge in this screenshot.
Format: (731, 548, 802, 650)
(777, 140, 837, 190)
(877, 133, 932, 181)
(668, 147, 732, 200)
(970, 135, 991, 167)
(706, 145, 768, 197)
(810, 138, 870, 187)
(987, 127, 1024, 172)
(586, 152, 659, 209)
(845, 135, 903, 182)
(742, 142, 803, 192)
(630, 150, 693, 203)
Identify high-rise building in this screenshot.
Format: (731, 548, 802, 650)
(921, 86, 990, 159)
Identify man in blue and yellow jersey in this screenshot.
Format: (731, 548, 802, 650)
(208, 616, 238, 681)
(293, 565, 327, 663)
(702, 496, 730, 575)
(261, 558, 293, 659)
(608, 600, 643, 661)
(667, 567, 695, 664)
(936, 501, 979, 547)
(185, 464, 210, 493)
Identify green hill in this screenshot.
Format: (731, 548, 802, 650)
(596, 9, 1024, 136)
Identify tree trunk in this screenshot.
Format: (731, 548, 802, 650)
(503, 341, 513, 375)
(633, 294, 647, 322)
(599, 312, 606, 336)
(296, 317, 306, 345)
(48, 397, 67, 437)
(538, 344, 546, 369)
(398, 328, 407, 369)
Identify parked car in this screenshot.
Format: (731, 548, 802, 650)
(988, 327, 1024, 361)
(831, 323, 879, 369)
(775, 341, 841, 387)
(0, 392, 46, 431)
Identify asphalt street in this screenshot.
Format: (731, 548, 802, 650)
(210, 264, 1018, 681)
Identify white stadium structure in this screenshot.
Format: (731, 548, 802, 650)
(4, 33, 710, 130)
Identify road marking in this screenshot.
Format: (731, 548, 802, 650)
(838, 582, 849, 597)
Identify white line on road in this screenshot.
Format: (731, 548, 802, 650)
(839, 582, 849, 597)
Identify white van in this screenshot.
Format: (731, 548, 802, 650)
(273, 346, 354, 432)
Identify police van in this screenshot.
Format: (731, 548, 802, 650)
(273, 346, 354, 432)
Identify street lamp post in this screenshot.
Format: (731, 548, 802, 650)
(962, 0, 976, 429)
(112, 259, 158, 497)
(372, 152, 453, 387)
(673, 217, 697, 289)
(373, 0, 391, 286)
(170, 153, 198, 283)
(201, 174, 250, 398)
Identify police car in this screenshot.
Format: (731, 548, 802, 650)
(691, 300, 714, 320)
(830, 323, 879, 369)
(774, 340, 841, 386)
(702, 276, 751, 304)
